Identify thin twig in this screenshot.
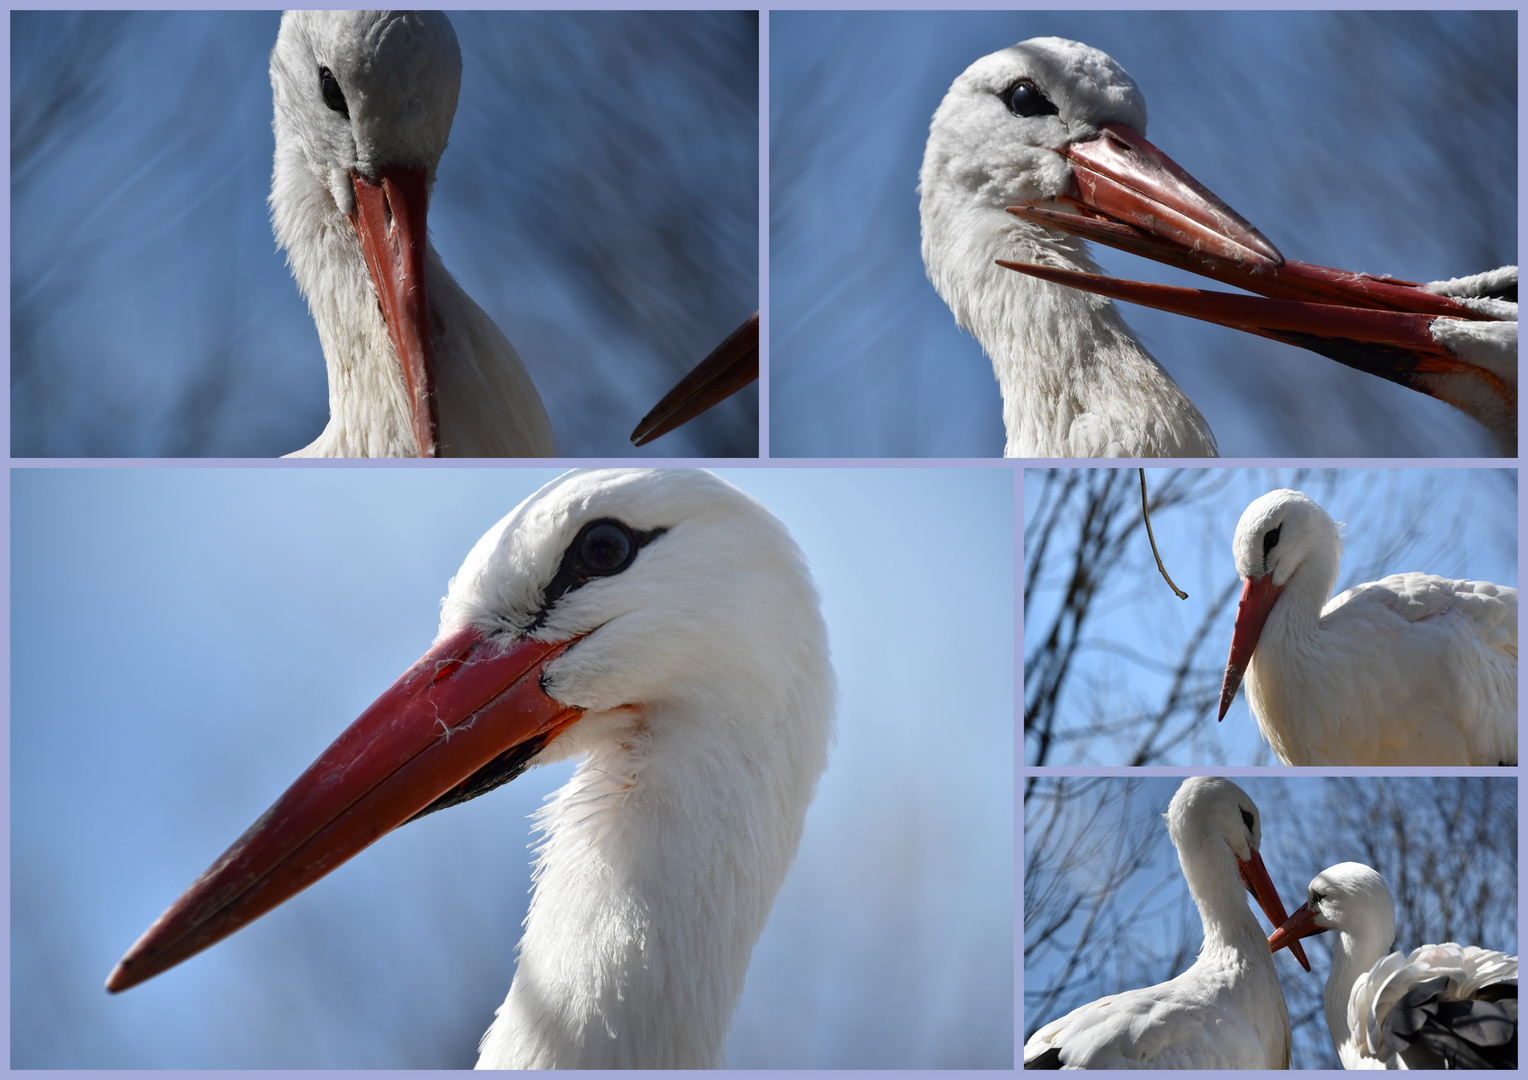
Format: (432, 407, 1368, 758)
(1139, 469, 1187, 600)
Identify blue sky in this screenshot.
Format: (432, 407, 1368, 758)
(12, 12, 758, 457)
(11, 465, 1014, 1068)
(770, 11, 1516, 457)
(1023, 467, 1518, 766)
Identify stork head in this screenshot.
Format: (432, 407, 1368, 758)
(1166, 777, 1310, 969)
(920, 37, 1279, 287)
(271, 11, 463, 457)
(1269, 862, 1395, 961)
(1218, 489, 1341, 719)
(106, 468, 835, 993)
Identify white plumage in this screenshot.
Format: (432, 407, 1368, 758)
(107, 468, 835, 1068)
(1023, 777, 1297, 1069)
(919, 38, 1222, 458)
(1217, 489, 1517, 766)
(1269, 862, 1518, 1069)
(271, 11, 555, 457)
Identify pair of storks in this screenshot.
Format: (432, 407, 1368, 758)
(284, 20, 1512, 458)
(1024, 778, 1517, 1069)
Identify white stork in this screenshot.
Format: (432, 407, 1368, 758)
(1023, 777, 1306, 1069)
(1269, 862, 1518, 1069)
(920, 37, 1515, 459)
(1217, 488, 1517, 766)
(270, 13, 753, 458)
(105, 468, 835, 1069)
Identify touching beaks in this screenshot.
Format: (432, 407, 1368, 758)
(1237, 847, 1311, 972)
(1268, 900, 1328, 959)
(105, 626, 584, 993)
(632, 312, 759, 447)
(350, 167, 440, 458)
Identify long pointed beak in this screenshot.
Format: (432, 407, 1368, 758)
(1268, 900, 1328, 957)
(1218, 574, 1284, 721)
(1042, 122, 1283, 272)
(105, 626, 583, 993)
(631, 312, 759, 447)
(350, 168, 439, 458)
(1239, 847, 1311, 972)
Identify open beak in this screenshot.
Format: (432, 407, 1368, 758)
(999, 125, 1511, 443)
(631, 312, 759, 447)
(104, 626, 584, 993)
(1268, 900, 1328, 958)
(1218, 573, 1284, 721)
(1239, 847, 1311, 972)
(350, 167, 440, 458)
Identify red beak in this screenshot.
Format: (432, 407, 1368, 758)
(350, 167, 440, 458)
(631, 312, 760, 447)
(1053, 122, 1283, 272)
(999, 125, 1512, 449)
(104, 626, 584, 993)
(1239, 847, 1311, 972)
(1218, 573, 1285, 721)
(1268, 900, 1328, 958)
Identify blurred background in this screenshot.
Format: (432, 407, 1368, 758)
(771, 11, 1517, 457)
(1025, 776, 1518, 1069)
(1023, 468, 1517, 765)
(11, 12, 759, 457)
(12, 466, 1014, 1067)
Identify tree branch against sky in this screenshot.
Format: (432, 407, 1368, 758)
(1022, 468, 1517, 766)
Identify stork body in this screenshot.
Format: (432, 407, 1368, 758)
(1022, 777, 1298, 1069)
(920, 39, 1222, 458)
(1270, 862, 1518, 1069)
(107, 469, 835, 1068)
(271, 11, 555, 457)
(1218, 489, 1517, 766)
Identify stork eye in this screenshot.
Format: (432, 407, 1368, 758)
(1002, 79, 1058, 118)
(576, 521, 636, 575)
(526, 517, 666, 631)
(1240, 808, 1255, 831)
(1263, 526, 1281, 555)
(319, 66, 349, 117)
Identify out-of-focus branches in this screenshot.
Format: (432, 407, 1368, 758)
(1024, 778, 1518, 1069)
(1023, 778, 1196, 1040)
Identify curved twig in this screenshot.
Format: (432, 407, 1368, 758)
(1139, 469, 1187, 600)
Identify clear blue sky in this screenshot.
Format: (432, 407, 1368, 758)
(12, 466, 1014, 1068)
(12, 12, 758, 457)
(770, 11, 1516, 457)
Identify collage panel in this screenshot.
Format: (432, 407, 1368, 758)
(1024, 467, 1517, 767)
(769, 11, 1514, 458)
(1023, 776, 1518, 1069)
(11, 466, 1014, 1068)
(12, 10, 759, 459)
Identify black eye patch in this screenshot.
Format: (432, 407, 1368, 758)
(1001, 78, 1058, 118)
(1263, 525, 1281, 556)
(1240, 808, 1255, 831)
(527, 517, 666, 631)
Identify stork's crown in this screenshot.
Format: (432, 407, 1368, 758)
(1232, 489, 1342, 587)
(272, 11, 460, 193)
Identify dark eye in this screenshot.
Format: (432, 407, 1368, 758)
(1263, 526, 1281, 555)
(319, 66, 349, 117)
(1240, 808, 1255, 831)
(1002, 79, 1058, 118)
(577, 521, 635, 575)
(526, 517, 666, 631)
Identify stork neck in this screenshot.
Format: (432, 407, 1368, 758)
(1324, 926, 1390, 1065)
(479, 698, 818, 1068)
(924, 210, 1216, 457)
